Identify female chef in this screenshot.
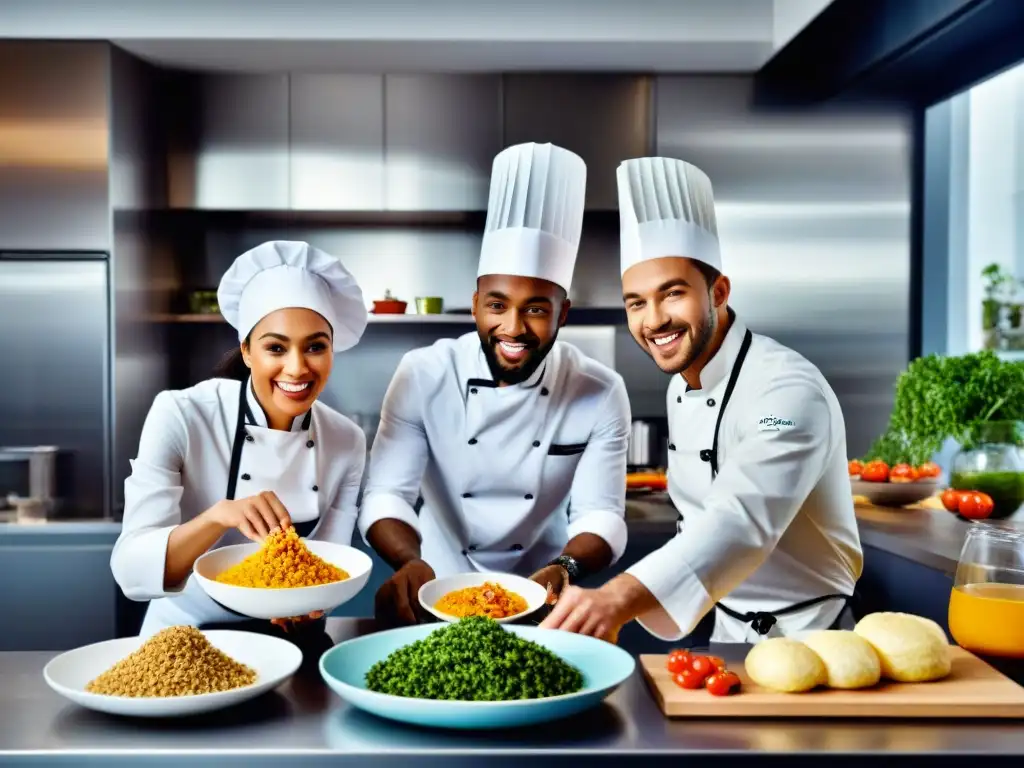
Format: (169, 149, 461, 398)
(111, 240, 369, 637)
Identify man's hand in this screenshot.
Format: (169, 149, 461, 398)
(529, 564, 569, 606)
(374, 559, 435, 629)
(270, 610, 325, 633)
(539, 574, 655, 643)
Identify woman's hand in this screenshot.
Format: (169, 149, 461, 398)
(206, 491, 292, 541)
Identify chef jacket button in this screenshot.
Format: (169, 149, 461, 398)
(241, 473, 251, 481)
(510, 544, 523, 551)
(461, 549, 468, 556)
(468, 438, 478, 445)
(677, 395, 682, 403)
(470, 387, 478, 395)
(462, 492, 472, 498)
(312, 485, 319, 492)
(306, 440, 314, 448)
(706, 398, 716, 407)
(668, 443, 676, 451)
(468, 545, 477, 552)
(525, 493, 534, 500)
(245, 433, 254, 443)
(700, 449, 712, 462)
(541, 387, 549, 396)
(532, 440, 540, 448)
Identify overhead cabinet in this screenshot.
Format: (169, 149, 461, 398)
(168, 73, 290, 210)
(384, 74, 502, 211)
(289, 74, 386, 211)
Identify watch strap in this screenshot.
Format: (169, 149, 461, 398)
(550, 554, 584, 584)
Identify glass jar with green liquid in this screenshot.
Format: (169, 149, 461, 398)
(950, 421, 1024, 519)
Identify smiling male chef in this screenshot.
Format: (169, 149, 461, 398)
(358, 142, 632, 628)
(541, 156, 863, 644)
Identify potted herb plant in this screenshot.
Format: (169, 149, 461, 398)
(981, 263, 1014, 349)
(864, 351, 1024, 518)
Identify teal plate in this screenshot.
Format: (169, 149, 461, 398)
(318, 623, 636, 730)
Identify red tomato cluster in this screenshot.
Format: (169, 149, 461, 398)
(940, 488, 994, 520)
(849, 460, 941, 484)
(666, 649, 741, 696)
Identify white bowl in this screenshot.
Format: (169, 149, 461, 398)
(419, 572, 549, 624)
(43, 630, 302, 718)
(194, 540, 372, 620)
(851, 478, 939, 508)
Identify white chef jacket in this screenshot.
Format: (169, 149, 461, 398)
(111, 377, 366, 636)
(358, 332, 631, 577)
(626, 314, 863, 643)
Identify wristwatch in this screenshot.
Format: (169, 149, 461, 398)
(549, 554, 584, 584)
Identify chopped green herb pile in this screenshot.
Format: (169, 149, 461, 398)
(364, 616, 585, 701)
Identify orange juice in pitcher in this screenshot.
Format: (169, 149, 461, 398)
(949, 523, 1024, 659)
(949, 583, 1024, 658)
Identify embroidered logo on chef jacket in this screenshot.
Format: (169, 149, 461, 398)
(757, 415, 795, 432)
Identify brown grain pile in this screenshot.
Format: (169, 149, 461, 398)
(85, 625, 256, 697)
(214, 525, 349, 588)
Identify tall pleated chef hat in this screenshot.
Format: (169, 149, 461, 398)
(217, 240, 368, 352)
(617, 157, 721, 275)
(477, 142, 587, 293)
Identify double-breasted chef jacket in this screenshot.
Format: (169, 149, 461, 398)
(111, 376, 366, 637)
(625, 313, 864, 644)
(358, 331, 632, 578)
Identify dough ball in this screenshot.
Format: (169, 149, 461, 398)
(801, 630, 881, 689)
(744, 637, 826, 693)
(853, 612, 951, 683)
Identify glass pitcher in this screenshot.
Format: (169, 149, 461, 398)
(948, 522, 1024, 658)
(949, 420, 1024, 519)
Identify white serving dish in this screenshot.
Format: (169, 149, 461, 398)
(194, 540, 372, 620)
(851, 478, 940, 508)
(43, 630, 302, 718)
(419, 571, 549, 624)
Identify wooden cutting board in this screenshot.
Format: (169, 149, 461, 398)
(640, 647, 1024, 718)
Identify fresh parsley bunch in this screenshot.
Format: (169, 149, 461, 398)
(864, 351, 1024, 465)
(365, 616, 584, 701)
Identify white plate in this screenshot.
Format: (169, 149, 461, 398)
(43, 630, 302, 717)
(851, 478, 939, 508)
(419, 572, 549, 624)
(193, 540, 372, 620)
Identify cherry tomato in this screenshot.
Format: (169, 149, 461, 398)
(940, 488, 963, 512)
(672, 668, 707, 690)
(959, 491, 994, 520)
(889, 463, 918, 484)
(860, 462, 889, 483)
(690, 655, 716, 681)
(704, 655, 727, 672)
(848, 459, 864, 477)
(917, 461, 941, 479)
(705, 670, 742, 696)
(666, 649, 691, 675)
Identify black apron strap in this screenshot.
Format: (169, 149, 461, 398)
(225, 379, 249, 502)
(716, 593, 854, 636)
(709, 328, 752, 478)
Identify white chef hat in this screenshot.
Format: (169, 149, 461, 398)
(477, 142, 587, 293)
(617, 157, 721, 275)
(217, 240, 368, 353)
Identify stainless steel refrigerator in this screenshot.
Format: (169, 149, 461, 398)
(0, 252, 110, 520)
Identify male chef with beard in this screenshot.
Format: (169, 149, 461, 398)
(542, 156, 863, 644)
(359, 142, 632, 628)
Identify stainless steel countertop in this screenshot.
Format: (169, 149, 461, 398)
(2, 618, 1023, 765)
